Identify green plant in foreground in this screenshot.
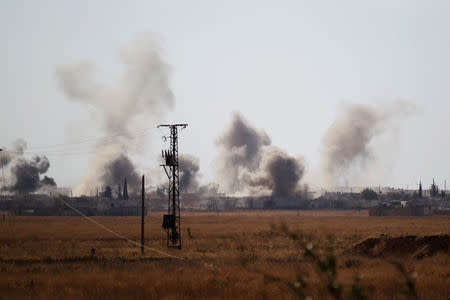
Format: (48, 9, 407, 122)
(264, 223, 419, 300)
(390, 261, 419, 300)
(349, 276, 370, 300)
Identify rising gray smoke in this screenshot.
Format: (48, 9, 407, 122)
(0, 152, 13, 168)
(41, 176, 56, 186)
(0, 139, 27, 168)
(156, 154, 216, 196)
(321, 102, 412, 184)
(179, 154, 200, 193)
(198, 182, 219, 195)
(9, 155, 56, 194)
(240, 147, 305, 198)
(56, 33, 174, 194)
(216, 112, 305, 200)
(11, 139, 27, 155)
(1, 139, 56, 194)
(156, 185, 166, 198)
(215, 112, 271, 193)
(102, 154, 140, 191)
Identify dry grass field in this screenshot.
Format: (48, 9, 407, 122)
(0, 210, 449, 299)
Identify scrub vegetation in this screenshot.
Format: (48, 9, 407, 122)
(0, 211, 449, 299)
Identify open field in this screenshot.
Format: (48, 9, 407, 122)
(1, 210, 449, 299)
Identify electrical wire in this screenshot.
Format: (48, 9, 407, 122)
(20, 139, 149, 156)
(20, 166, 182, 260)
(1, 127, 188, 259)
(3, 125, 170, 160)
(24, 134, 149, 153)
(0, 152, 6, 195)
(4, 131, 160, 157)
(23, 127, 160, 151)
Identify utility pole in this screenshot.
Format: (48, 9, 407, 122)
(0, 149, 5, 195)
(419, 181, 423, 199)
(158, 123, 187, 249)
(141, 175, 145, 254)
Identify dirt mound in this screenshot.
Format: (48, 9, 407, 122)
(345, 234, 449, 259)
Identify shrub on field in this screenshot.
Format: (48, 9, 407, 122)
(263, 223, 419, 300)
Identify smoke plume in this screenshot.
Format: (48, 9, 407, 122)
(156, 185, 167, 198)
(102, 154, 140, 191)
(0, 139, 26, 168)
(156, 154, 216, 196)
(179, 154, 200, 193)
(240, 147, 305, 198)
(216, 112, 305, 200)
(198, 182, 219, 195)
(0, 139, 56, 194)
(41, 176, 57, 186)
(9, 155, 56, 194)
(0, 152, 13, 168)
(215, 112, 271, 193)
(321, 102, 413, 185)
(56, 33, 174, 195)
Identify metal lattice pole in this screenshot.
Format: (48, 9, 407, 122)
(158, 124, 187, 249)
(0, 149, 5, 195)
(141, 175, 145, 254)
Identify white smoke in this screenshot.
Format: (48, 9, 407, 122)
(56, 33, 174, 195)
(321, 101, 414, 186)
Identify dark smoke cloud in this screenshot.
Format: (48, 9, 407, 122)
(156, 185, 166, 198)
(56, 33, 174, 195)
(216, 112, 271, 193)
(102, 154, 140, 192)
(156, 154, 217, 196)
(1, 139, 56, 194)
(179, 154, 200, 193)
(216, 112, 305, 200)
(321, 102, 413, 184)
(41, 176, 56, 186)
(9, 156, 54, 194)
(240, 147, 305, 198)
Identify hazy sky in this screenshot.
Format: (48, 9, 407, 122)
(1, 1, 449, 190)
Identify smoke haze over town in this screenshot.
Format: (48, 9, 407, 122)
(1, 2, 450, 299)
(1, 1, 449, 193)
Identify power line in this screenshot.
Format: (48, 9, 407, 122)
(0, 149, 6, 195)
(4, 132, 158, 157)
(19, 166, 182, 260)
(159, 123, 188, 249)
(23, 133, 150, 153)
(23, 127, 159, 151)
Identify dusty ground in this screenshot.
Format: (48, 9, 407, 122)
(0, 210, 449, 299)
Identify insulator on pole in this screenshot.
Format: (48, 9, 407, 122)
(158, 123, 188, 249)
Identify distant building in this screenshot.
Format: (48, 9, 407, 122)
(369, 205, 432, 216)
